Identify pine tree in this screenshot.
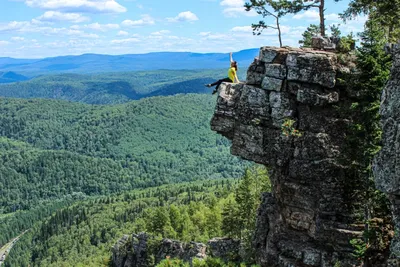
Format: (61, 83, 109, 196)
(344, 17, 392, 264)
(341, 0, 400, 42)
(299, 24, 320, 47)
(221, 196, 241, 238)
(244, 0, 284, 47)
(286, 0, 327, 35)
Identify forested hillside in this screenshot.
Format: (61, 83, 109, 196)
(0, 94, 246, 213)
(0, 72, 29, 84)
(3, 166, 269, 267)
(0, 69, 246, 104)
(0, 70, 221, 104)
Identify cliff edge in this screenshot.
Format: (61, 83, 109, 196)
(211, 46, 361, 266)
(374, 43, 400, 264)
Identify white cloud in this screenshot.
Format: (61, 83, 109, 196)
(85, 22, 120, 31)
(37, 11, 89, 23)
(111, 38, 140, 44)
(121, 15, 155, 27)
(325, 13, 340, 21)
(45, 28, 100, 38)
(220, 0, 256, 17)
(167, 11, 199, 22)
(0, 41, 9, 46)
(293, 10, 340, 22)
(151, 30, 170, 35)
(199, 32, 210, 36)
(65, 29, 99, 38)
(230, 26, 252, 32)
(203, 33, 233, 41)
(117, 30, 129, 36)
(25, 0, 127, 14)
(0, 20, 100, 39)
(11, 37, 25, 41)
(292, 10, 319, 20)
(70, 23, 119, 31)
(148, 34, 179, 41)
(338, 15, 367, 34)
(0, 21, 37, 33)
(230, 25, 291, 35)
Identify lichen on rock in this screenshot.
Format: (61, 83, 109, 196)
(373, 42, 400, 265)
(211, 46, 365, 266)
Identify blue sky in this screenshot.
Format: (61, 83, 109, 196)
(0, 0, 366, 58)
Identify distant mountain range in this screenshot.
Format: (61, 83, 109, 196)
(0, 69, 233, 104)
(0, 71, 29, 83)
(0, 48, 259, 77)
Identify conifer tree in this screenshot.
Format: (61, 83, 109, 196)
(221, 196, 241, 238)
(343, 16, 393, 264)
(244, 0, 284, 47)
(274, 0, 328, 36)
(341, 0, 400, 42)
(299, 24, 320, 47)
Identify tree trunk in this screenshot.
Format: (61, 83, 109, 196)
(319, 0, 325, 36)
(276, 16, 282, 47)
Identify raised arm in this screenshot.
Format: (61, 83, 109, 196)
(230, 52, 234, 63)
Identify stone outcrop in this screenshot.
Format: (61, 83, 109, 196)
(207, 237, 241, 262)
(211, 46, 364, 266)
(374, 43, 400, 264)
(111, 233, 238, 267)
(112, 235, 133, 267)
(156, 238, 207, 263)
(310, 36, 355, 52)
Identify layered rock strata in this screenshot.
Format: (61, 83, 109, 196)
(211, 46, 361, 266)
(374, 43, 400, 264)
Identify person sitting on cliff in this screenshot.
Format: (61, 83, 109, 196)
(205, 52, 240, 94)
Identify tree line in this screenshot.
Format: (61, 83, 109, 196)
(4, 166, 269, 267)
(0, 94, 247, 213)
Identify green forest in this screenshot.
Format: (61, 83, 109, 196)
(3, 166, 269, 267)
(0, 94, 248, 214)
(0, 69, 246, 104)
(1, 0, 399, 266)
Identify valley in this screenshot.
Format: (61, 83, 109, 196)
(0, 60, 255, 266)
(0, 231, 27, 266)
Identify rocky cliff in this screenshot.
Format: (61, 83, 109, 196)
(211, 46, 364, 266)
(111, 233, 241, 267)
(374, 43, 400, 264)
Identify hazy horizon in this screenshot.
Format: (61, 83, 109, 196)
(0, 0, 367, 58)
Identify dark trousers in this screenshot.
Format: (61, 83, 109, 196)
(211, 78, 232, 90)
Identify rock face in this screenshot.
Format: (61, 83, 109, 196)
(374, 43, 400, 264)
(111, 233, 236, 267)
(207, 237, 241, 261)
(211, 47, 362, 266)
(156, 238, 207, 263)
(112, 235, 133, 267)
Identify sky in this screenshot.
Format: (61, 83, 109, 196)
(0, 0, 367, 58)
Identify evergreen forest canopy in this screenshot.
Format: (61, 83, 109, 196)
(1, 0, 400, 266)
(0, 69, 245, 104)
(0, 72, 29, 84)
(0, 47, 252, 266)
(0, 94, 248, 214)
(2, 166, 270, 267)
